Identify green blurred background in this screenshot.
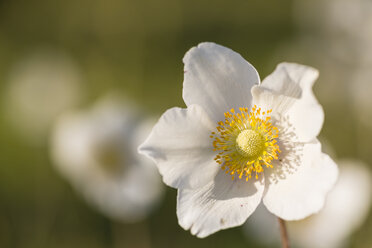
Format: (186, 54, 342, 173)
(0, 0, 371, 247)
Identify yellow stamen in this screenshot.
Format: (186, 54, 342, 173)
(211, 105, 280, 181)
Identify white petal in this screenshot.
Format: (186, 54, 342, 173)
(51, 111, 94, 183)
(288, 160, 372, 248)
(260, 62, 319, 98)
(138, 105, 219, 189)
(177, 170, 264, 238)
(263, 141, 338, 220)
(251, 86, 297, 116)
(182, 42, 260, 122)
(80, 160, 164, 223)
(252, 63, 324, 142)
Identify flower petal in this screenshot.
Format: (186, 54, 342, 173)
(260, 62, 319, 98)
(177, 170, 264, 238)
(183, 42, 260, 122)
(262, 140, 338, 220)
(252, 63, 324, 142)
(138, 104, 219, 189)
(79, 160, 164, 223)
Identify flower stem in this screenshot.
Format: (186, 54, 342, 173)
(278, 217, 290, 248)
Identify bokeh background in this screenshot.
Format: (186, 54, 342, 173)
(0, 0, 372, 247)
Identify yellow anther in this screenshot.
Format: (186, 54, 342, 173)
(210, 106, 280, 182)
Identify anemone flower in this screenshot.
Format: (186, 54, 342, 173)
(51, 95, 164, 222)
(139, 43, 338, 238)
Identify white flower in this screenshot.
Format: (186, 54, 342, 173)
(139, 42, 338, 237)
(244, 159, 372, 248)
(3, 50, 83, 144)
(294, 0, 372, 64)
(51, 95, 164, 222)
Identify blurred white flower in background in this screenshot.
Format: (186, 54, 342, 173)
(51, 94, 164, 222)
(294, 0, 372, 63)
(3, 49, 83, 144)
(244, 159, 372, 248)
(283, 0, 372, 134)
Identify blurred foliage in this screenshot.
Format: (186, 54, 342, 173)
(0, 0, 371, 247)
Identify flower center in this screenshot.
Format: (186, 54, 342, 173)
(211, 105, 280, 181)
(236, 129, 265, 159)
(92, 140, 124, 176)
